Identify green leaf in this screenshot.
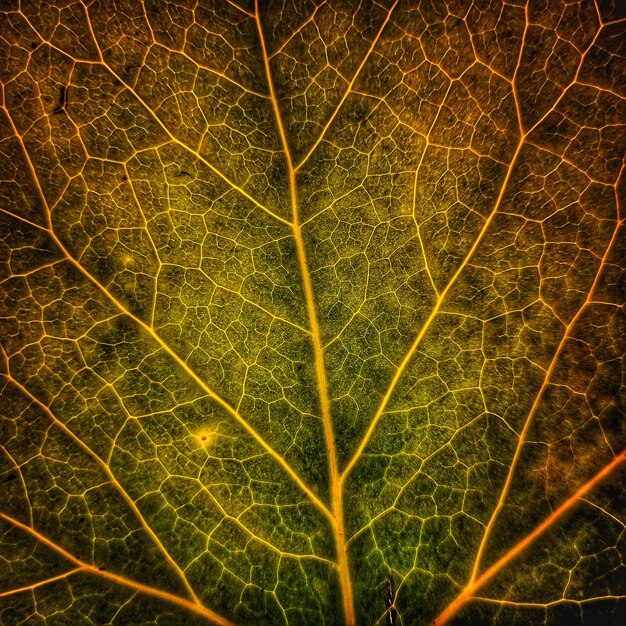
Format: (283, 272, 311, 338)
(1, 1, 625, 624)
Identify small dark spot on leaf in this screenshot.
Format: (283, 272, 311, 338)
(124, 64, 141, 79)
(383, 574, 397, 626)
(0, 472, 17, 483)
(121, 174, 128, 182)
(52, 86, 67, 115)
(174, 170, 191, 178)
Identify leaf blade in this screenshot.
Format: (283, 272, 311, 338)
(1, 2, 624, 624)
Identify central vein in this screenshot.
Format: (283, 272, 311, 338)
(254, 4, 355, 625)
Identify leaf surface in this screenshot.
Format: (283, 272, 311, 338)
(0, 1, 625, 625)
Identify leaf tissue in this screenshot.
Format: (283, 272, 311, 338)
(0, 1, 625, 624)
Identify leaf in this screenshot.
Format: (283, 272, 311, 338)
(0, 1, 624, 625)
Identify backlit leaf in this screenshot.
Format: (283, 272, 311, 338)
(1, 1, 625, 624)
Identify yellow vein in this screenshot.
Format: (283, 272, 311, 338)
(294, 0, 400, 172)
(340, 137, 524, 483)
(473, 596, 626, 608)
(341, 19, 607, 482)
(21, 9, 291, 228)
(1, 105, 331, 523)
(411, 79, 455, 298)
(156, 48, 268, 101)
(269, 2, 324, 59)
(511, 2, 530, 136)
(222, 0, 255, 18)
(5, 373, 201, 605)
(468, 208, 624, 586)
(212, 277, 313, 335)
(0, 443, 33, 526)
(124, 167, 310, 334)
(136, 1, 264, 98)
(580, 497, 624, 526)
(0, 512, 237, 626)
(433, 448, 626, 624)
(0, 207, 47, 231)
(346, 412, 489, 545)
(255, 3, 355, 623)
(0, 568, 86, 599)
(175, 476, 336, 567)
(124, 163, 162, 328)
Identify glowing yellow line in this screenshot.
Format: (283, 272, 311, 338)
(294, 0, 400, 172)
(433, 449, 626, 625)
(469, 208, 623, 585)
(5, 374, 201, 604)
(1, 104, 331, 523)
(20, 9, 291, 228)
(255, 3, 355, 623)
(0, 513, 237, 626)
(342, 19, 608, 483)
(0, 568, 86, 598)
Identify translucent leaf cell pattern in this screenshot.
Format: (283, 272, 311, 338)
(0, 0, 625, 624)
